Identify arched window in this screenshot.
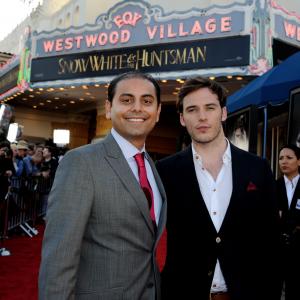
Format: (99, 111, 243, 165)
(65, 12, 71, 28)
(74, 6, 80, 26)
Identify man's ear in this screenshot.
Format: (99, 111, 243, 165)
(221, 106, 227, 122)
(105, 100, 111, 120)
(156, 103, 162, 123)
(180, 113, 186, 127)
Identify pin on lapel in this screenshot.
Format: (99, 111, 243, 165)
(246, 181, 257, 191)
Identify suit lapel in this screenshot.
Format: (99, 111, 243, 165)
(145, 152, 167, 239)
(103, 134, 154, 234)
(290, 178, 300, 211)
(219, 145, 247, 234)
(281, 178, 289, 211)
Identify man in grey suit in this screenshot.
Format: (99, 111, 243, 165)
(39, 71, 167, 300)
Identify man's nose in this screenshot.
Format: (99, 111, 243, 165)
(197, 110, 207, 120)
(131, 100, 142, 111)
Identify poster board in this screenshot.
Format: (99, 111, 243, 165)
(226, 105, 257, 153)
(288, 88, 300, 148)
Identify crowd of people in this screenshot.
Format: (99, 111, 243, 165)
(0, 140, 66, 256)
(1, 71, 300, 300)
(0, 140, 63, 180)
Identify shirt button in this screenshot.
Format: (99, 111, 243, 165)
(213, 188, 216, 192)
(212, 284, 217, 288)
(196, 155, 199, 159)
(216, 237, 221, 243)
(212, 211, 217, 215)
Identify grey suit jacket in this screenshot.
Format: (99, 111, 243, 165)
(39, 133, 167, 300)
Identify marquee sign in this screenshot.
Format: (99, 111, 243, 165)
(271, 1, 300, 46)
(32, 0, 247, 58)
(31, 35, 249, 82)
(274, 15, 300, 44)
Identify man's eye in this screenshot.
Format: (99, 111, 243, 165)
(121, 98, 132, 103)
(186, 108, 195, 113)
(207, 106, 215, 110)
(143, 98, 153, 104)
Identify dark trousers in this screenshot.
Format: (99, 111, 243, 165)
(281, 243, 300, 300)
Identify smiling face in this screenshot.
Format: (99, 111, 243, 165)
(279, 147, 300, 178)
(180, 87, 227, 146)
(105, 77, 161, 149)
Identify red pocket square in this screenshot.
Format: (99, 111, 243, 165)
(247, 182, 257, 191)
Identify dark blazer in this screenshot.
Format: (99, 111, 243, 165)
(276, 176, 300, 248)
(39, 133, 167, 300)
(156, 144, 281, 300)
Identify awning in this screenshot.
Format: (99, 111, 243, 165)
(227, 51, 300, 113)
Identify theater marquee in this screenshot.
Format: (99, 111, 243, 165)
(31, 36, 250, 82)
(32, 0, 247, 58)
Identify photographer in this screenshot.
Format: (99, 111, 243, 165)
(0, 143, 14, 257)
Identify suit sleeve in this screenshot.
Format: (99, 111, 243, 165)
(39, 150, 94, 300)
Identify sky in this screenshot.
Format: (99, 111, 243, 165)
(0, 0, 41, 42)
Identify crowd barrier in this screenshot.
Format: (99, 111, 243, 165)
(0, 176, 54, 240)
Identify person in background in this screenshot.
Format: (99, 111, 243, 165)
(277, 144, 300, 300)
(0, 142, 14, 200)
(40, 146, 58, 179)
(27, 143, 35, 157)
(13, 140, 29, 177)
(23, 150, 43, 177)
(0, 142, 14, 257)
(156, 76, 281, 300)
(39, 71, 166, 300)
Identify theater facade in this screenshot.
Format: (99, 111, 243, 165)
(0, 0, 299, 156)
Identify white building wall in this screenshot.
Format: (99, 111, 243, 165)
(14, 107, 89, 140)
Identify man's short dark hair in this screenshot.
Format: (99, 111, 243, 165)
(177, 76, 227, 113)
(107, 71, 161, 105)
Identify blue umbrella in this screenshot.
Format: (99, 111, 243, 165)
(227, 51, 300, 113)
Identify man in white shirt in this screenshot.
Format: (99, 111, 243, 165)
(39, 71, 167, 300)
(156, 76, 281, 300)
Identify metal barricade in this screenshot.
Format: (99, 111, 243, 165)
(3, 175, 55, 237)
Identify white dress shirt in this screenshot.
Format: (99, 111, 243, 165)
(111, 128, 162, 224)
(284, 174, 300, 208)
(192, 140, 233, 293)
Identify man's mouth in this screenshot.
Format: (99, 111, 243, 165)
(126, 118, 145, 122)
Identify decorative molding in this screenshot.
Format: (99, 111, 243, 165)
(270, 0, 300, 21)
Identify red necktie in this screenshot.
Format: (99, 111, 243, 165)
(134, 153, 167, 272)
(134, 153, 156, 227)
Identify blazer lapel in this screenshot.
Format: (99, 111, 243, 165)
(145, 152, 167, 239)
(220, 145, 247, 233)
(278, 178, 289, 214)
(103, 134, 154, 234)
(290, 178, 300, 211)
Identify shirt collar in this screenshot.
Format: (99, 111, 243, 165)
(111, 128, 145, 160)
(284, 174, 300, 187)
(192, 138, 232, 166)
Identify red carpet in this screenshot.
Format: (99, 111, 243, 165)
(0, 224, 166, 300)
(0, 225, 44, 300)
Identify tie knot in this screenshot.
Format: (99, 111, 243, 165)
(134, 152, 145, 168)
